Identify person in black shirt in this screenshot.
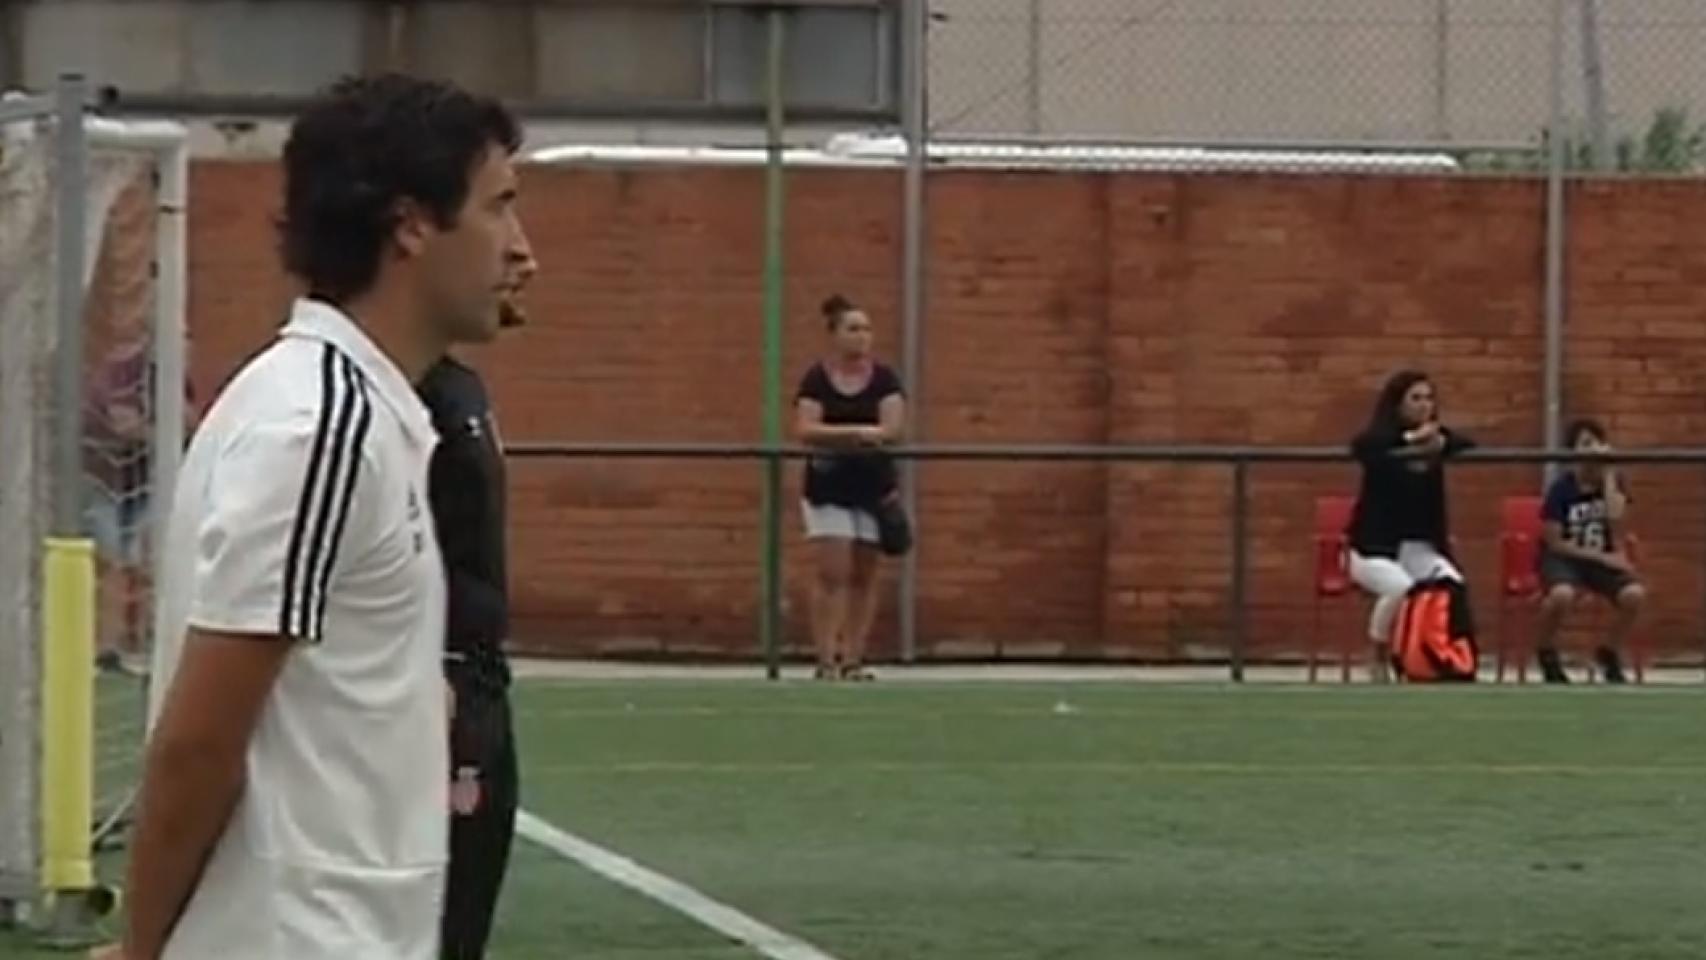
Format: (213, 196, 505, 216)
(793, 294, 905, 681)
(1346, 369, 1475, 681)
(423, 294, 530, 959)
(1534, 418, 1643, 684)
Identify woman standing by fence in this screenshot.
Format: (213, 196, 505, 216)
(794, 294, 905, 681)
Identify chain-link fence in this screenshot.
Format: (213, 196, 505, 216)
(1566, 0, 1706, 174)
(925, 0, 1706, 175)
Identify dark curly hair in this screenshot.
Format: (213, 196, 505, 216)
(279, 73, 522, 303)
(1566, 417, 1608, 447)
(821, 293, 857, 331)
(1366, 368, 1433, 434)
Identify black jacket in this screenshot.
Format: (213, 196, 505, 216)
(419, 357, 511, 694)
(1347, 423, 1475, 559)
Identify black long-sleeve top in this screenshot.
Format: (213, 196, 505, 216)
(1346, 423, 1475, 559)
(419, 357, 511, 695)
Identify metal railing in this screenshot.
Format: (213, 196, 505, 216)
(508, 442, 1706, 682)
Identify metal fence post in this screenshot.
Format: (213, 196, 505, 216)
(1542, 0, 1567, 488)
(1579, 0, 1610, 169)
(1025, 0, 1043, 135)
(41, 71, 114, 944)
(897, 0, 928, 664)
(1229, 460, 1249, 683)
(759, 11, 788, 681)
(52, 73, 89, 538)
(1432, 0, 1449, 141)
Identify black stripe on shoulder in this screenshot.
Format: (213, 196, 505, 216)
(294, 353, 371, 643)
(310, 358, 375, 641)
(279, 344, 341, 639)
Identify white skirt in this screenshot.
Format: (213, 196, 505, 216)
(800, 500, 880, 544)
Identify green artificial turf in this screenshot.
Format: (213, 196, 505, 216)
(9, 681, 1703, 959)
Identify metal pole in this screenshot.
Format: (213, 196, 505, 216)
(1229, 461, 1249, 683)
(40, 72, 109, 939)
(759, 9, 788, 681)
(510, 441, 1706, 467)
(898, 0, 928, 664)
(929, 133, 1532, 153)
(96, 91, 891, 126)
(151, 137, 189, 644)
(1025, 0, 1042, 135)
(1542, 0, 1567, 487)
(52, 74, 89, 537)
(0, 94, 55, 127)
(1432, 0, 1450, 141)
(1579, 0, 1610, 169)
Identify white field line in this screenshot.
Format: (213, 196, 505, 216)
(514, 809, 846, 960)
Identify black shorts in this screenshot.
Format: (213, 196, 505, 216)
(1539, 553, 1637, 601)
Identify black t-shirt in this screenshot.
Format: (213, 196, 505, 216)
(795, 361, 903, 508)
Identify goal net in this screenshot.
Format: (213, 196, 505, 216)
(0, 104, 187, 911)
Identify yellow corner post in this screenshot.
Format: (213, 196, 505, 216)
(40, 536, 95, 894)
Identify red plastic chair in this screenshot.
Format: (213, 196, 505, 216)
(1497, 495, 1646, 683)
(1311, 496, 1357, 683)
(1496, 497, 1544, 682)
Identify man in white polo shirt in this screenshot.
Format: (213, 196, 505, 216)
(108, 74, 535, 960)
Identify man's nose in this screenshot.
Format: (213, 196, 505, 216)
(509, 223, 538, 281)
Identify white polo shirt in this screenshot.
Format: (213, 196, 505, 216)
(148, 298, 448, 960)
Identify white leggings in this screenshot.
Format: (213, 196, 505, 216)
(1348, 541, 1463, 644)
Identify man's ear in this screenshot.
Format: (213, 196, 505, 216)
(391, 197, 432, 259)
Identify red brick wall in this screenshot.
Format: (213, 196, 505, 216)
(186, 162, 1706, 665)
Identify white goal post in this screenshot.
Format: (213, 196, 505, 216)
(0, 75, 187, 921)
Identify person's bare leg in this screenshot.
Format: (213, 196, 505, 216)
(1599, 583, 1645, 683)
(1609, 584, 1644, 649)
(1370, 641, 1392, 684)
(810, 539, 853, 679)
(1366, 593, 1403, 684)
(94, 556, 123, 670)
(842, 545, 882, 679)
(1536, 585, 1575, 683)
(120, 564, 146, 657)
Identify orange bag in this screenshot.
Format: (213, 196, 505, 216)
(1390, 579, 1479, 682)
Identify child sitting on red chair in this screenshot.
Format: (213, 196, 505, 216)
(1535, 418, 1646, 684)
